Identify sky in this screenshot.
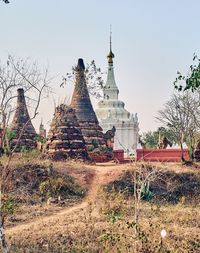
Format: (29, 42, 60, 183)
(0, 0, 200, 134)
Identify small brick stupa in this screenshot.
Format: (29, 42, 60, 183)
(10, 88, 37, 151)
(71, 58, 105, 148)
(45, 104, 88, 160)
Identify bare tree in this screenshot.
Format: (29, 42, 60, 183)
(156, 91, 200, 161)
(61, 60, 105, 99)
(132, 164, 162, 253)
(0, 55, 51, 253)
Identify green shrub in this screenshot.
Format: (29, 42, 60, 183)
(20, 145, 29, 154)
(1, 194, 16, 215)
(141, 182, 154, 201)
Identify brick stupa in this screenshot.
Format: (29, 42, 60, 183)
(71, 58, 105, 148)
(45, 104, 88, 160)
(10, 88, 37, 151)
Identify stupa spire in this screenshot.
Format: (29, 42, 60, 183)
(107, 27, 115, 65)
(104, 31, 119, 100)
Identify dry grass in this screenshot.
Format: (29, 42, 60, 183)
(0, 159, 199, 252)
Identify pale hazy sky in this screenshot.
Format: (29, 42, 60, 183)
(0, 0, 200, 133)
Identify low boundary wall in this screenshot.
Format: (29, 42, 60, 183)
(136, 149, 189, 162)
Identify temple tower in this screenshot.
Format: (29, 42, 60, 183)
(45, 104, 88, 160)
(71, 58, 105, 148)
(39, 119, 46, 139)
(10, 88, 37, 151)
(95, 36, 139, 156)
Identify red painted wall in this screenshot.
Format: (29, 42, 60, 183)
(136, 149, 189, 162)
(113, 149, 124, 161)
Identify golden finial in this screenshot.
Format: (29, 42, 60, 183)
(107, 25, 114, 64)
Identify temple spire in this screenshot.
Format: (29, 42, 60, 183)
(40, 118, 43, 129)
(107, 27, 115, 64)
(104, 31, 119, 99)
(39, 117, 46, 139)
(109, 27, 112, 52)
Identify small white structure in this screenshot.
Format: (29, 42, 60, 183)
(95, 36, 139, 156)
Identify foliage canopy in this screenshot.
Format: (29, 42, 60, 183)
(174, 54, 200, 92)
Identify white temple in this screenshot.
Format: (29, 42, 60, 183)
(95, 36, 139, 156)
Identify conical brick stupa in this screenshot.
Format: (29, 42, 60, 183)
(71, 58, 105, 148)
(10, 88, 37, 151)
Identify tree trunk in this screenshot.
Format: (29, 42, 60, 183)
(180, 142, 185, 162)
(0, 112, 6, 156)
(134, 169, 138, 253)
(190, 145, 195, 162)
(0, 189, 9, 253)
(0, 219, 9, 253)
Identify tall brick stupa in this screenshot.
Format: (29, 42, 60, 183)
(71, 58, 105, 148)
(10, 88, 37, 151)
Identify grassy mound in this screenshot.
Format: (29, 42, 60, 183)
(6, 163, 86, 205)
(104, 166, 200, 204)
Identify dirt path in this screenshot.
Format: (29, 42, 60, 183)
(6, 163, 128, 236)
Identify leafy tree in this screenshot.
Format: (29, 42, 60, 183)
(156, 91, 200, 161)
(174, 54, 200, 92)
(142, 127, 176, 148)
(141, 131, 158, 148)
